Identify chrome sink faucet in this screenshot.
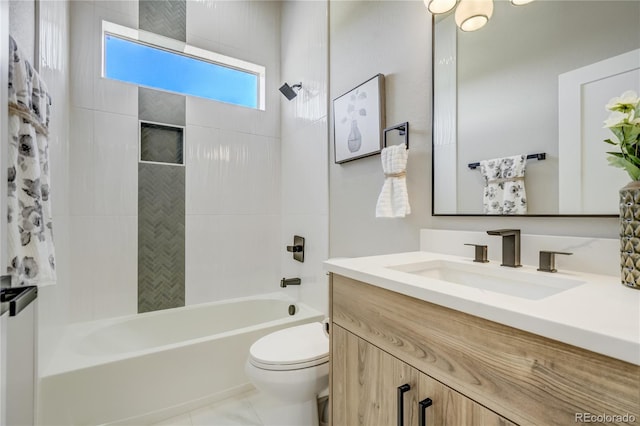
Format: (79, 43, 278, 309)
(487, 229, 521, 268)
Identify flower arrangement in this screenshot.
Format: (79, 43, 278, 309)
(604, 90, 640, 180)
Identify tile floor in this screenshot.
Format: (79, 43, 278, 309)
(152, 389, 267, 426)
(151, 388, 329, 426)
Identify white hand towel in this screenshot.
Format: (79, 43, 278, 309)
(480, 155, 527, 215)
(376, 144, 411, 218)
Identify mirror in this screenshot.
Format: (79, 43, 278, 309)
(432, 0, 640, 216)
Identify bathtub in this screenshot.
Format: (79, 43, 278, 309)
(38, 293, 324, 425)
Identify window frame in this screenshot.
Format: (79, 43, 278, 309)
(101, 20, 266, 110)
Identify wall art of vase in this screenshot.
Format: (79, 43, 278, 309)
(347, 120, 362, 153)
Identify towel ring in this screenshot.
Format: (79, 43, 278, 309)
(383, 122, 409, 149)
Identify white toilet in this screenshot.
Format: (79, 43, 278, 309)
(245, 322, 329, 426)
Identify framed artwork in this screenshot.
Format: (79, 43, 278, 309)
(333, 74, 385, 163)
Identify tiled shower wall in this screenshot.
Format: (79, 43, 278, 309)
(279, 1, 329, 314)
(136, 1, 187, 313)
(68, 0, 281, 322)
(137, 87, 186, 313)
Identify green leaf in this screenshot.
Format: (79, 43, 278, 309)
(610, 127, 624, 142)
(626, 153, 640, 166)
(607, 155, 640, 180)
(626, 125, 640, 142)
(603, 138, 618, 145)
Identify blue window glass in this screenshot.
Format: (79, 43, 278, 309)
(104, 34, 259, 109)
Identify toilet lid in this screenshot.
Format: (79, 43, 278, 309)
(249, 322, 328, 369)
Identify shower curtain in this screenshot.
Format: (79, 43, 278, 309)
(6, 36, 56, 286)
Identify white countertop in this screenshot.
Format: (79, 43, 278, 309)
(324, 251, 640, 366)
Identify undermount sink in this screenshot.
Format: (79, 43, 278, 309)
(387, 259, 584, 300)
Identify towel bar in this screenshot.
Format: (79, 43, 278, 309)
(468, 153, 545, 170)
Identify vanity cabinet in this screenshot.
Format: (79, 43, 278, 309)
(329, 274, 640, 426)
(332, 325, 514, 426)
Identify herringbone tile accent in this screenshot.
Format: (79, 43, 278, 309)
(140, 123, 184, 164)
(138, 163, 185, 313)
(139, 0, 186, 42)
(139, 87, 185, 126)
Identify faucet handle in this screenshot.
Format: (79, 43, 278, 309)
(486, 229, 520, 236)
(537, 251, 572, 273)
(464, 244, 489, 263)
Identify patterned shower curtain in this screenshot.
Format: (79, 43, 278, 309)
(6, 36, 56, 286)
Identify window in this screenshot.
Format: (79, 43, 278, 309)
(102, 21, 265, 110)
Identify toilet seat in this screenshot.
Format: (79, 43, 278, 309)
(249, 322, 329, 371)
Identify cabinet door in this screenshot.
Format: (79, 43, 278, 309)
(417, 374, 516, 426)
(332, 325, 420, 426)
(331, 325, 516, 426)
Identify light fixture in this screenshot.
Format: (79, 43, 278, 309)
(426, 0, 533, 32)
(455, 0, 493, 32)
(425, 0, 457, 14)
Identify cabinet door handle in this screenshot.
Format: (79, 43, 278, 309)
(397, 384, 411, 426)
(419, 398, 433, 426)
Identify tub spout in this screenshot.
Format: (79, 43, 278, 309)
(280, 277, 301, 288)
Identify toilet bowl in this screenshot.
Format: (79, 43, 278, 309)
(245, 322, 329, 426)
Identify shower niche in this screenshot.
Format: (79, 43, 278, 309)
(139, 121, 185, 165)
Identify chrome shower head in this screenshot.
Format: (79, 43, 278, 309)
(279, 82, 302, 100)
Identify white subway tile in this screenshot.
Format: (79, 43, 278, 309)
(91, 216, 138, 320)
(93, 111, 138, 216)
(69, 1, 96, 109)
(69, 107, 95, 216)
(186, 214, 280, 305)
(281, 118, 328, 216)
(68, 216, 96, 322)
(186, 127, 280, 215)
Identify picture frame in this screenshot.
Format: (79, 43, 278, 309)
(333, 74, 385, 164)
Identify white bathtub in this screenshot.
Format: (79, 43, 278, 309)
(38, 293, 324, 425)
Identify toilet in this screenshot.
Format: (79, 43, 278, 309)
(245, 322, 329, 426)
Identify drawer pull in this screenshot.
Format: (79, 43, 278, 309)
(419, 398, 433, 426)
(397, 384, 411, 426)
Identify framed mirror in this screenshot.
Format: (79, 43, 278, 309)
(432, 0, 640, 216)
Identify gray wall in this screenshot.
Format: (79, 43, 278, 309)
(329, 0, 618, 258)
(329, 1, 432, 257)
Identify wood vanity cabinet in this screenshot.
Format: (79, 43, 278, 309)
(329, 274, 640, 426)
(332, 325, 514, 426)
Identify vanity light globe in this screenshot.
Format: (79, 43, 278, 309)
(425, 0, 457, 14)
(455, 0, 494, 32)
(511, 0, 534, 5)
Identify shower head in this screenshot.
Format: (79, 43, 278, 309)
(279, 82, 302, 100)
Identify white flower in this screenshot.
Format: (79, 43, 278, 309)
(603, 110, 629, 128)
(606, 90, 640, 111)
